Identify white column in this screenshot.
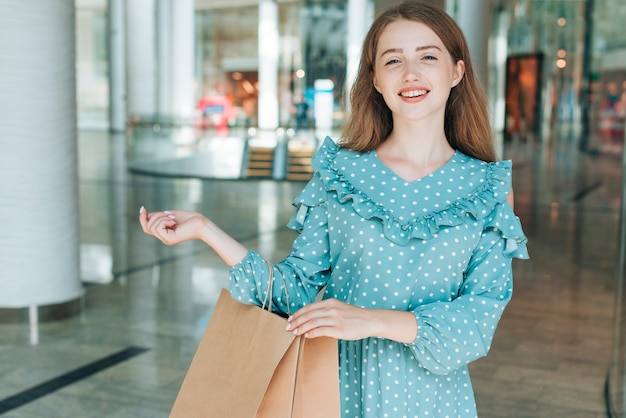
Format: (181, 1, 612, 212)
(157, 0, 173, 117)
(346, 0, 373, 108)
(456, 0, 492, 90)
(127, 0, 157, 120)
(109, 0, 127, 132)
(156, 0, 195, 122)
(0, 0, 84, 307)
(258, 0, 279, 130)
(490, 7, 510, 158)
(171, 0, 196, 121)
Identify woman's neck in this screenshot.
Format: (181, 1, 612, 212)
(378, 118, 454, 168)
(375, 126, 455, 183)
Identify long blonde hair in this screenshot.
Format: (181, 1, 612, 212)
(340, 1, 496, 162)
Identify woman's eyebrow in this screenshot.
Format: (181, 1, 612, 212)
(379, 45, 442, 58)
(415, 45, 442, 52)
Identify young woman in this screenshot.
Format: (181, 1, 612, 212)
(140, 1, 529, 416)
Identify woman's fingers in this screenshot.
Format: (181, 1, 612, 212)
(139, 207, 179, 243)
(287, 299, 379, 340)
(138, 206, 151, 234)
(286, 299, 360, 339)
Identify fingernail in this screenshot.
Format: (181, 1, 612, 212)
(139, 206, 145, 214)
(285, 323, 291, 331)
(164, 210, 172, 214)
(167, 215, 176, 219)
(287, 316, 293, 322)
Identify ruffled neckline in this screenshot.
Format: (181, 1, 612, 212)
(311, 137, 517, 246)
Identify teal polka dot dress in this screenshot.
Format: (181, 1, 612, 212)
(230, 137, 529, 418)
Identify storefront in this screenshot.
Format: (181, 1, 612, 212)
(194, 0, 348, 129)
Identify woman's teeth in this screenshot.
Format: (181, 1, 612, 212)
(400, 89, 427, 98)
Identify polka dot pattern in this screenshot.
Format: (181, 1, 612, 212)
(229, 137, 529, 417)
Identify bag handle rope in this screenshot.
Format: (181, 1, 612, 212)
(261, 260, 291, 317)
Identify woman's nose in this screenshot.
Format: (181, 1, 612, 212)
(403, 63, 421, 82)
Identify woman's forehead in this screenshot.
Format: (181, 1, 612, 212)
(376, 20, 446, 53)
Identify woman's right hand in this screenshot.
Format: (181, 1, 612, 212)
(139, 207, 209, 246)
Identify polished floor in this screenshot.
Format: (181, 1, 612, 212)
(0, 124, 622, 417)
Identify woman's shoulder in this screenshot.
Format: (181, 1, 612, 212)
(445, 151, 514, 210)
(453, 150, 513, 176)
(294, 136, 378, 206)
(311, 136, 367, 169)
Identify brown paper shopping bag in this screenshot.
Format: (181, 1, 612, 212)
(256, 332, 340, 418)
(170, 288, 340, 418)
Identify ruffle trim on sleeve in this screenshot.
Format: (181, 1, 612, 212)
(308, 137, 528, 255)
(287, 171, 328, 232)
(484, 202, 529, 259)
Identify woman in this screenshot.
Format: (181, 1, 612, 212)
(140, 1, 529, 416)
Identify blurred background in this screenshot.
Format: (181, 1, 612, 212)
(1, 0, 626, 416)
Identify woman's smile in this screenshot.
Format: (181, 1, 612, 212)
(399, 87, 429, 98)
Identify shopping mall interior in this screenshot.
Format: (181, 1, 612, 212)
(1, 0, 626, 417)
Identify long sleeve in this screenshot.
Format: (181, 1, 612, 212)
(229, 176, 332, 316)
(406, 201, 526, 375)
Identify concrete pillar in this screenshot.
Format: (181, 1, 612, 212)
(127, 0, 157, 121)
(109, 0, 127, 132)
(0, 1, 84, 308)
(346, 0, 373, 108)
(455, 0, 492, 90)
(258, 0, 279, 130)
(157, 0, 173, 117)
(490, 7, 510, 158)
(171, 0, 195, 121)
(155, 0, 195, 123)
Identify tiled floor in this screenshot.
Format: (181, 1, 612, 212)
(0, 125, 622, 417)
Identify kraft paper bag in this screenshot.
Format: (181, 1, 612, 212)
(170, 288, 340, 418)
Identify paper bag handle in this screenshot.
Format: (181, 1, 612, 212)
(261, 260, 274, 312)
(261, 260, 291, 317)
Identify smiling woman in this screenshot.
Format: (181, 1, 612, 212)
(139, 2, 529, 417)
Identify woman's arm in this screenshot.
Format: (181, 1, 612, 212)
(139, 207, 248, 266)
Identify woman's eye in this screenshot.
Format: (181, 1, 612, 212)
(423, 55, 438, 61)
(385, 58, 400, 66)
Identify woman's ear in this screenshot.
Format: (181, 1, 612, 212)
(451, 60, 465, 87)
(372, 72, 381, 93)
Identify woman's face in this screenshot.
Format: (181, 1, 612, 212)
(372, 19, 464, 125)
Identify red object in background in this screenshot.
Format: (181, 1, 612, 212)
(196, 96, 236, 131)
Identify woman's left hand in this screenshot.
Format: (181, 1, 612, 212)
(285, 299, 374, 340)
